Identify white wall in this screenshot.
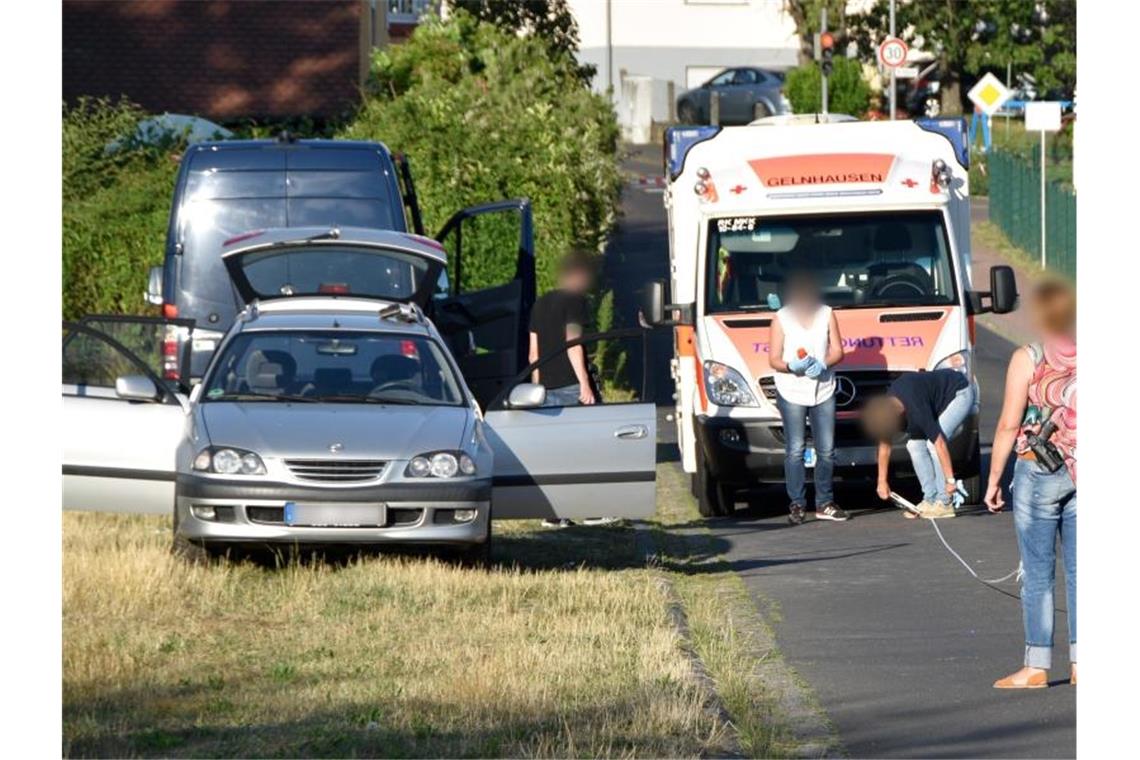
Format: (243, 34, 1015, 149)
(568, 0, 800, 138)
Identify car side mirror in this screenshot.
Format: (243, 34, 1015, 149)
(989, 265, 1019, 315)
(507, 383, 546, 409)
(640, 279, 694, 327)
(115, 374, 161, 402)
(146, 265, 164, 306)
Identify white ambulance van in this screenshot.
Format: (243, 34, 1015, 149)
(643, 116, 1018, 516)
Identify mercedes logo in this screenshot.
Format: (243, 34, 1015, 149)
(328, 443, 344, 454)
(834, 376, 857, 408)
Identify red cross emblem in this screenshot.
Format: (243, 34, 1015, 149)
(730, 184, 747, 194)
(901, 178, 918, 188)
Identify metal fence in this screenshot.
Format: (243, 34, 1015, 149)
(987, 149, 1077, 280)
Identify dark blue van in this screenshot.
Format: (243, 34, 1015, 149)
(146, 136, 535, 406)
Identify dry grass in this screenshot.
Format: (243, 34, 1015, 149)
(62, 513, 736, 758)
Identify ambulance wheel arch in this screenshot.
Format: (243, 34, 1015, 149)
(482, 329, 657, 520)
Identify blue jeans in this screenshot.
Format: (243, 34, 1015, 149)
(905, 384, 977, 505)
(776, 393, 835, 507)
(543, 383, 581, 407)
(1012, 458, 1076, 669)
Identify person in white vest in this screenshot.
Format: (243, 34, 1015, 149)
(768, 271, 848, 524)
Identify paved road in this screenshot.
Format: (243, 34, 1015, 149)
(605, 147, 1075, 758)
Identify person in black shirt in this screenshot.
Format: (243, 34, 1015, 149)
(529, 251, 596, 407)
(861, 369, 977, 519)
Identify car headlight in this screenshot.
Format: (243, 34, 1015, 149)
(934, 349, 972, 376)
(192, 446, 267, 475)
(703, 361, 758, 407)
(406, 451, 477, 478)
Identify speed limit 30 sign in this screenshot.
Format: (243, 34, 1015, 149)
(878, 37, 908, 69)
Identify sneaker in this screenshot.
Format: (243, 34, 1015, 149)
(815, 502, 850, 522)
(541, 518, 575, 528)
(788, 503, 806, 525)
(920, 501, 956, 519)
(582, 517, 623, 526)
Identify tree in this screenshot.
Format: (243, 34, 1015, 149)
(785, 58, 871, 116)
(783, 0, 850, 64)
(448, 0, 596, 83)
(850, 0, 1077, 115)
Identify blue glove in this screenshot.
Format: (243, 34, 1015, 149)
(788, 356, 811, 374)
(804, 358, 826, 378)
(950, 479, 967, 509)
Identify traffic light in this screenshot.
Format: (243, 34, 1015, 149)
(820, 31, 835, 76)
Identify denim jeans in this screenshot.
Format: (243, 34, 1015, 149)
(543, 383, 581, 407)
(905, 384, 977, 505)
(776, 393, 836, 507)
(1012, 458, 1076, 670)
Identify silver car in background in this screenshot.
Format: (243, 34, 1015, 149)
(62, 228, 658, 563)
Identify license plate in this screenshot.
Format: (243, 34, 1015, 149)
(284, 502, 386, 527)
(803, 447, 817, 468)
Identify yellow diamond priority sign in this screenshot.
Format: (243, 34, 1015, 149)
(968, 72, 1012, 116)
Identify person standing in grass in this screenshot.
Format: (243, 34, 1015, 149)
(768, 271, 847, 525)
(528, 251, 608, 528)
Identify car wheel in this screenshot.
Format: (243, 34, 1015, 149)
(455, 512, 492, 569)
(924, 97, 941, 117)
(678, 101, 700, 124)
(751, 101, 771, 121)
(171, 502, 211, 564)
(696, 454, 733, 518)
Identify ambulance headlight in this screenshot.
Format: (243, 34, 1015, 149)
(934, 349, 971, 376)
(703, 361, 759, 407)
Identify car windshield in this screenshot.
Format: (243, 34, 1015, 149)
(203, 331, 465, 406)
(705, 210, 958, 312)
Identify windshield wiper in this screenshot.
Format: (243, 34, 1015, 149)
(315, 394, 425, 405)
(209, 392, 318, 403)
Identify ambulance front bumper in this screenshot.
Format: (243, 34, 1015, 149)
(694, 413, 979, 484)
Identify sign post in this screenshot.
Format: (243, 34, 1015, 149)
(878, 36, 908, 120)
(1024, 101, 1064, 270)
(888, 0, 898, 119)
(967, 72, 1012, 154)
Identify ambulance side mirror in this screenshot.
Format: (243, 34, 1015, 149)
(640, 280, 693, 327)
(989, 266, 1019, 315)
(967, 265, 1018, 315)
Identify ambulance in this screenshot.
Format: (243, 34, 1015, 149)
(643, 116, 1018, 516)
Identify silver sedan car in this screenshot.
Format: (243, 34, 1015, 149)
(62, 228, 657, 563)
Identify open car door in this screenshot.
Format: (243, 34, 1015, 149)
(434, 200, 536, 409)
(482, 329, 657, 520)
(62, 317, 194, 514)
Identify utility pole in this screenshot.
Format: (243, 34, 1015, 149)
(888, 0, 897, 120)
(820, 7, 829, 115)
(605, 0, 613, 100)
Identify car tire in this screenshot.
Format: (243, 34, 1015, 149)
(924, 97, 941, 117)
(171, 502, 211, 564)
(751, 101, 771, 121)
(455, 512, 492, 569)
(678, 102, 700, 125)
(696, 454, 733, 518)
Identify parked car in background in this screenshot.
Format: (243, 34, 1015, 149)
(905, 61, 942, 118)
(62, 228, 658, 564)
(676, 67, 791, 125)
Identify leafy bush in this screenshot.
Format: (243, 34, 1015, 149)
(784, 58, 871, 117)
(343, 11, 622, 293)
(63, 98, 180, 319)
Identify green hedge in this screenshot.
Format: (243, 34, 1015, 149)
(63, 98, 179, 319)
(784, 58, 870, 117)
(342, 11, 622, 294)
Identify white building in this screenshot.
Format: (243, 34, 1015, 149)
(568, 0, 802, 139)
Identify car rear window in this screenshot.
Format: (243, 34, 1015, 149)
(174, 148, 400, 321)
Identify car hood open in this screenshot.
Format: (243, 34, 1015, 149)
(198, 403, 471, 461)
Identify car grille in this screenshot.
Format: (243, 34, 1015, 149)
(284, 459, 387, 483)
(758, 370, 904, 411)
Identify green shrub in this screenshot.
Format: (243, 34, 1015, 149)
(784, 58, 870, 117)
(63, 99, 180, 319)
(342, 11, 622, 294)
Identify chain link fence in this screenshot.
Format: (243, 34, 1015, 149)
(987, 149, 1076, 280)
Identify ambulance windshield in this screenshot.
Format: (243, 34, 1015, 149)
(705, 210, 958, 312)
